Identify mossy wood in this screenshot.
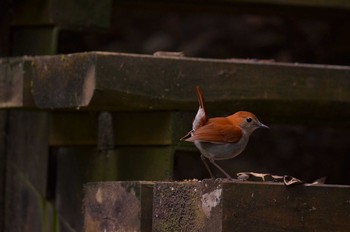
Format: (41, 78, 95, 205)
(83, 180, 350, 232)
(1, 52, 350, 122)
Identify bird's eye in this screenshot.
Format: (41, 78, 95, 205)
(246, 117, 252, 123)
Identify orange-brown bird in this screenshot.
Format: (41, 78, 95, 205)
(181, 86, 268, 179)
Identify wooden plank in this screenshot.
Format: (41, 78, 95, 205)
(83, 181, 154, 232)
(151, 180, 350, 232)
(12, 0, 112, 28)
(1, 52, 350, 122)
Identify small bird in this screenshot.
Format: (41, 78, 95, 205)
(181, 86, 268, 179)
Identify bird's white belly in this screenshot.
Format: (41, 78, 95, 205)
(194, 136, 249, 160)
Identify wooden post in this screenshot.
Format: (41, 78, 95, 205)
(83, 181, 154, 232)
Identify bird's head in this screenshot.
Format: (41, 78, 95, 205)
(228, 111, 268, 135)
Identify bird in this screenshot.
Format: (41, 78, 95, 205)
(181, 86, 268, 179)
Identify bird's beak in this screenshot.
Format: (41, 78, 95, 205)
(259, 123, 269, 129)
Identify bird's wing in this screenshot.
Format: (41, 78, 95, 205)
(185, 117, 242, 143)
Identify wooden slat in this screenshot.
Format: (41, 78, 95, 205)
(1, 52, 350, 122)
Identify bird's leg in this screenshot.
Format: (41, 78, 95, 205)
(209, 159, 233, 180)
(201, 154, 215, 179)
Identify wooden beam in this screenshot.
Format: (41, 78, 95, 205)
(1, 52, 350, 122)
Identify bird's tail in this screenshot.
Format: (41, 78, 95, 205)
(180, 86, 208, 141)
(193, 86, 207, 130)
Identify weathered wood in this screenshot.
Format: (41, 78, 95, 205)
(49, 111, 193, 146)
(153, 180, 350, 232)
(222, 181, 350, 232)
(0, 58, 36, 108)
(83, 181, 154, 232)
(12, 0, 111, 28)
(2, 52, 350, 122)
(153, 180, 223, 232)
